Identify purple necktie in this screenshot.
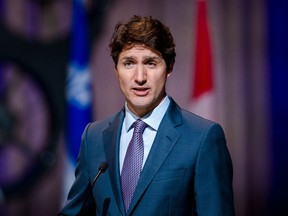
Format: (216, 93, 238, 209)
(121, 119, 147, 212)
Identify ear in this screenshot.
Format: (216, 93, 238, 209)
(167, 71, 172, 78)
(166, 63, 174, 78)
(114, 68, 119, 77)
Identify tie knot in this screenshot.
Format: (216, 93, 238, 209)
(133, 119, 147, 134)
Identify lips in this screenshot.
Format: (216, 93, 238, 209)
(132, 87, 150, 96)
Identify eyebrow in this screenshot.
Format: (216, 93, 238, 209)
(120, 56, 135, 61)
(143, 56, 162, 61)
(119, 56, 162, 61)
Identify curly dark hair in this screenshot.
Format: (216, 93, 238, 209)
(109, 15, 176, 72)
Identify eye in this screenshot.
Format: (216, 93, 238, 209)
(145, 60, 157, 69)
(123, 60, 135, 69)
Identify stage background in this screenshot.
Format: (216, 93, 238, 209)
(0, 0, 287, 215)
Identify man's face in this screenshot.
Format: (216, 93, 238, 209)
(115, 45, 171, 117)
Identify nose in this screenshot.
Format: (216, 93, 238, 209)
(134, 65, 147, 84)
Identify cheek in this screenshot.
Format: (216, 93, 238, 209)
(118, 78, 126, 89)
(154, 74, 168, 86)
(118, 75, 130, 92)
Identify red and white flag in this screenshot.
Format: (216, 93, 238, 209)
(189, 0, 216, 121)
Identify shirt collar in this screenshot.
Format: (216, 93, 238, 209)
(124, 95, 170, 132)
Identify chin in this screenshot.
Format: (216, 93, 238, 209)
(128, 98, 151, 109)
(132, 97, 153, 106)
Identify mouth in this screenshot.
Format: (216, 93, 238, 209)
(132, 87, 150, 96)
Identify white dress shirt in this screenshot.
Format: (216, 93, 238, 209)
(119, 96, 170, 173)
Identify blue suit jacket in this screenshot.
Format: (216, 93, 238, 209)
(60, 98, 235, 215)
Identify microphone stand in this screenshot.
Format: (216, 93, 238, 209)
(76, 162, 108, 216)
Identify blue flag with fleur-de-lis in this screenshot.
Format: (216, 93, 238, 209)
(66, 0, 92, 164)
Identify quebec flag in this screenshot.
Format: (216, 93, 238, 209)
(62, 0, 92, 203)
(66, 0, 92, 164)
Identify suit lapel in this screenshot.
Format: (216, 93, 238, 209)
(127, 98, 183, 215)
(103, 110, 126, 215)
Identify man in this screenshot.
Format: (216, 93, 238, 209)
(59, 15, 235, 215)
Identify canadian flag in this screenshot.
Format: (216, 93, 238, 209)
(189, 0, 216, 121)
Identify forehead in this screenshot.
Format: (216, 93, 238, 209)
(119, 44, 162, 59)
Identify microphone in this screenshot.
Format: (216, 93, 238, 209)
(91, 162, 108, 189)
(77, 162, 108, 216)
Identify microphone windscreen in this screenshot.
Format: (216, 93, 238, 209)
(99, 162, 108, 172)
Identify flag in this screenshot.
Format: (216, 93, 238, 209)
(66, 0, 92, 164)
(189, 0, 216, 121)
(62, 0, 92, 204)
